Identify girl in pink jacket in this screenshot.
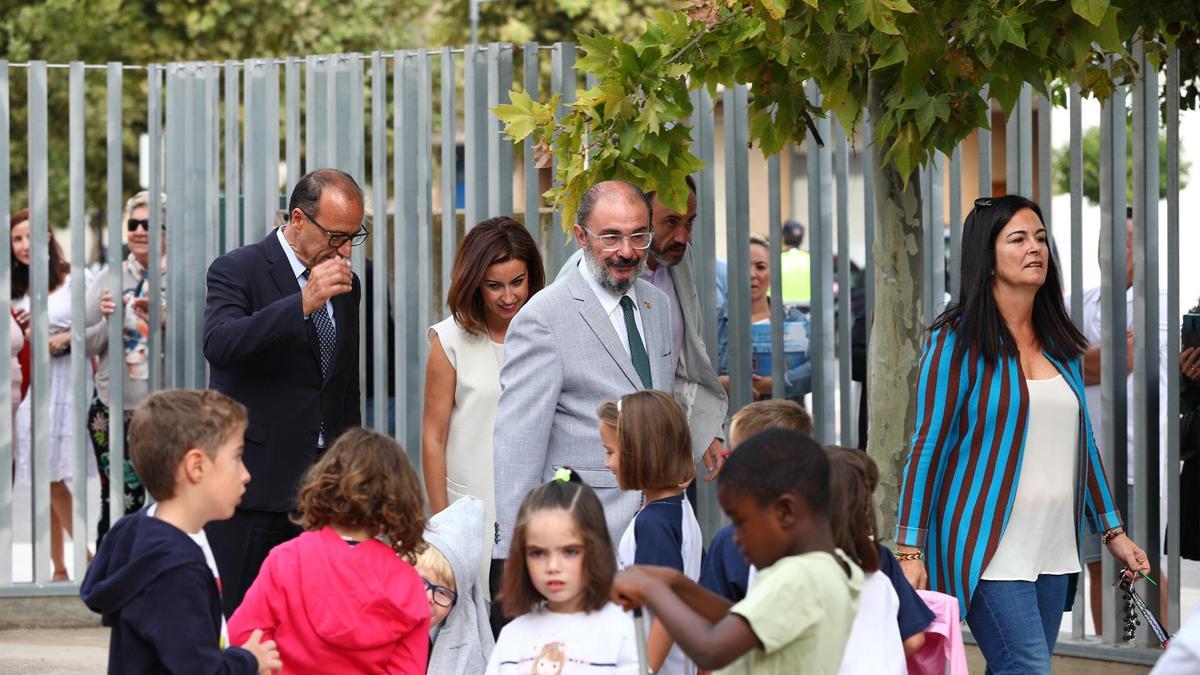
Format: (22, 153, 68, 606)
(229, 428, 430, 673)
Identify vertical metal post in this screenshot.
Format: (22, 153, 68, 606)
(549, 43, 576, 272)
(68, 62, 89, 578)
(1069, 85, 1084, 324)
(724, 85, 752, 412)
(1161, 47, 1180, 629)
(464, 45, 488, 229)
(835, 123, 853, 445)
(522, 44, 539, 237)
(767, 153, 784, 400)
(0, 59, 9, 585)
(370, 51, 389, 433)
(1005, 84, 1033, 197)
(243, 60, 264, 249)
(416, 49, 436, 456)
(1098, 78, 1128, 643)
(442, 47, 458, 313)
(863, 110, 875, 348)
(978, 86, 992, 197)
(948, 145, 963, 300)
(148, 64, 163, 394)
(486, 43, 514, 217)
(806, 81, 834, 441)
(205, 63, 220, 279)
(392, 52, 405, 441)
(690, 89, 718, 367)
(164, 65, 180, 388)
(224, 61, 241, 254)
(106, 62, 127, 529)
(1037, 92, 1052, 230)
(1131, 41, 1161, 639)
(922, 155, 945, 318)
(402, 51, 425, 463)
(305, 56, 320, 173)
(285, 58, 302, 199)
(27, 61, 51, 584)
(264, 61, 280, 236)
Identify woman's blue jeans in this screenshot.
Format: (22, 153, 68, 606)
(966, 574, 1069, 675)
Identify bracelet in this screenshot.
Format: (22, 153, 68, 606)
(1102, 528, 1125, 546)
(895, 550, 924, 562)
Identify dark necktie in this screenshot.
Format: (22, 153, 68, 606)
(302, 270, 336, 376)
(619, 295, 652, 389)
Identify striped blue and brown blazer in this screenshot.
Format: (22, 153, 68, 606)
(895, 324, 1123, 615)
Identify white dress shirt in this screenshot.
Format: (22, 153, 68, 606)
(580, 259, 645, 357)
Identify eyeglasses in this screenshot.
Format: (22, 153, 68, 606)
(126, 218, 165, 233)
(582, 228, 653, 252)
(299, 209, 369, 248)
(974, 197, 993, 208)
(422, 577, 458, 608)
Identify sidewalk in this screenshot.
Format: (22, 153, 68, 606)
(0, 627, 108, 674)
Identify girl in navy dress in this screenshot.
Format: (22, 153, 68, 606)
(599, 390, 702, 675)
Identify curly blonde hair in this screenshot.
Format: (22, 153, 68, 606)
(294, 428, 426, 562)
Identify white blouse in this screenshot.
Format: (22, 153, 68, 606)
(982, 374, 1082, 580)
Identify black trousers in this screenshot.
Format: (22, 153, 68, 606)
(205, 508, 301, 617)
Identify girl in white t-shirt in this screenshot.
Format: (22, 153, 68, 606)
(599, 391, 701, 675)
(826, 446, 907, 675)
(486, 469, 639, 675)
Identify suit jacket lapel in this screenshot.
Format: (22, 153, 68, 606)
(264, 228, 323, 370)
(636, 281, 667, 390)
(567, 266, 643, 390)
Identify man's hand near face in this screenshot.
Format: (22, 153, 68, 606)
(301, 257, 353, 317)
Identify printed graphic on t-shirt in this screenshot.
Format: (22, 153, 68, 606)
(499, 640, 620, 673)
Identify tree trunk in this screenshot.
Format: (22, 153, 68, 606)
(865, 78, 926, 543)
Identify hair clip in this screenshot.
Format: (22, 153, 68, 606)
(974, 197, 993, 208)
(553, 467, 572, 482)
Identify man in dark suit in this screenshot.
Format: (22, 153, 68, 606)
(202, 168, 365, 614)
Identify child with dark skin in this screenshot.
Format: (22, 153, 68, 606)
(612, 430, 860, 673)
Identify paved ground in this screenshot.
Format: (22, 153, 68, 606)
(0, 627, 108, 674)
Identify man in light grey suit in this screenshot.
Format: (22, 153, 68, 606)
(558, 176, 729, 476)
(492, 181, 674, 555)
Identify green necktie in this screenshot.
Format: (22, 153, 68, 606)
(619, 295, 653, 388)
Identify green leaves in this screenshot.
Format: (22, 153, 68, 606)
(1070, 0, 1110, 27)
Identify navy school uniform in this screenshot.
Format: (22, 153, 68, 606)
(81, 509, 258, 674)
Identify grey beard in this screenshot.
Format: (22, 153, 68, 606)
(583, 245, 643, 294)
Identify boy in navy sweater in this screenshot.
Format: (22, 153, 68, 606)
(81, 389, 280, 674)
(699, 401, 812, 602)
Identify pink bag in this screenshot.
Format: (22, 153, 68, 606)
(906, 590, 969, 675)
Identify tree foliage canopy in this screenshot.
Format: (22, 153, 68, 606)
(0, 0, 430, 227)
(1052, 123, 1191, 206)
(496, 0, 1199, 225)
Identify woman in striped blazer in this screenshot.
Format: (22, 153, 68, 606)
(894, 195, 1149, 674)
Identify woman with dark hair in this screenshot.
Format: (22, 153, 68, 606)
(894, 196, 1148, 673)
(422, 216, 545, 594)
(11, 208, 98, 581)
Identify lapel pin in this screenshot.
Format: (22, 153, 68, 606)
(643, 300, 652, 310)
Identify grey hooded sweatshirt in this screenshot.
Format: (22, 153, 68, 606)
(425, 496, 495, 674)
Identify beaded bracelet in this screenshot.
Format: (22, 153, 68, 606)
(894, 550, 924, 562)
(1102, 528, 1125, 546)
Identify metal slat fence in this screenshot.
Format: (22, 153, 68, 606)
(0, 44, 1188, 664)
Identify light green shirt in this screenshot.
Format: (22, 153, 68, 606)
(718, 550, 862, 675)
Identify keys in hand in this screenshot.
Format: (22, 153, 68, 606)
(302, 257, 352, 317)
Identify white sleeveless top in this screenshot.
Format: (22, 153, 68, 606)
(428, 315, 503, 594)
(982, 374, 1082, 580)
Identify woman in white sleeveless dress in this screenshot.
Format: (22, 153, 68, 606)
(11, 209, 99, 581)
(423, 216, 545, 599)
